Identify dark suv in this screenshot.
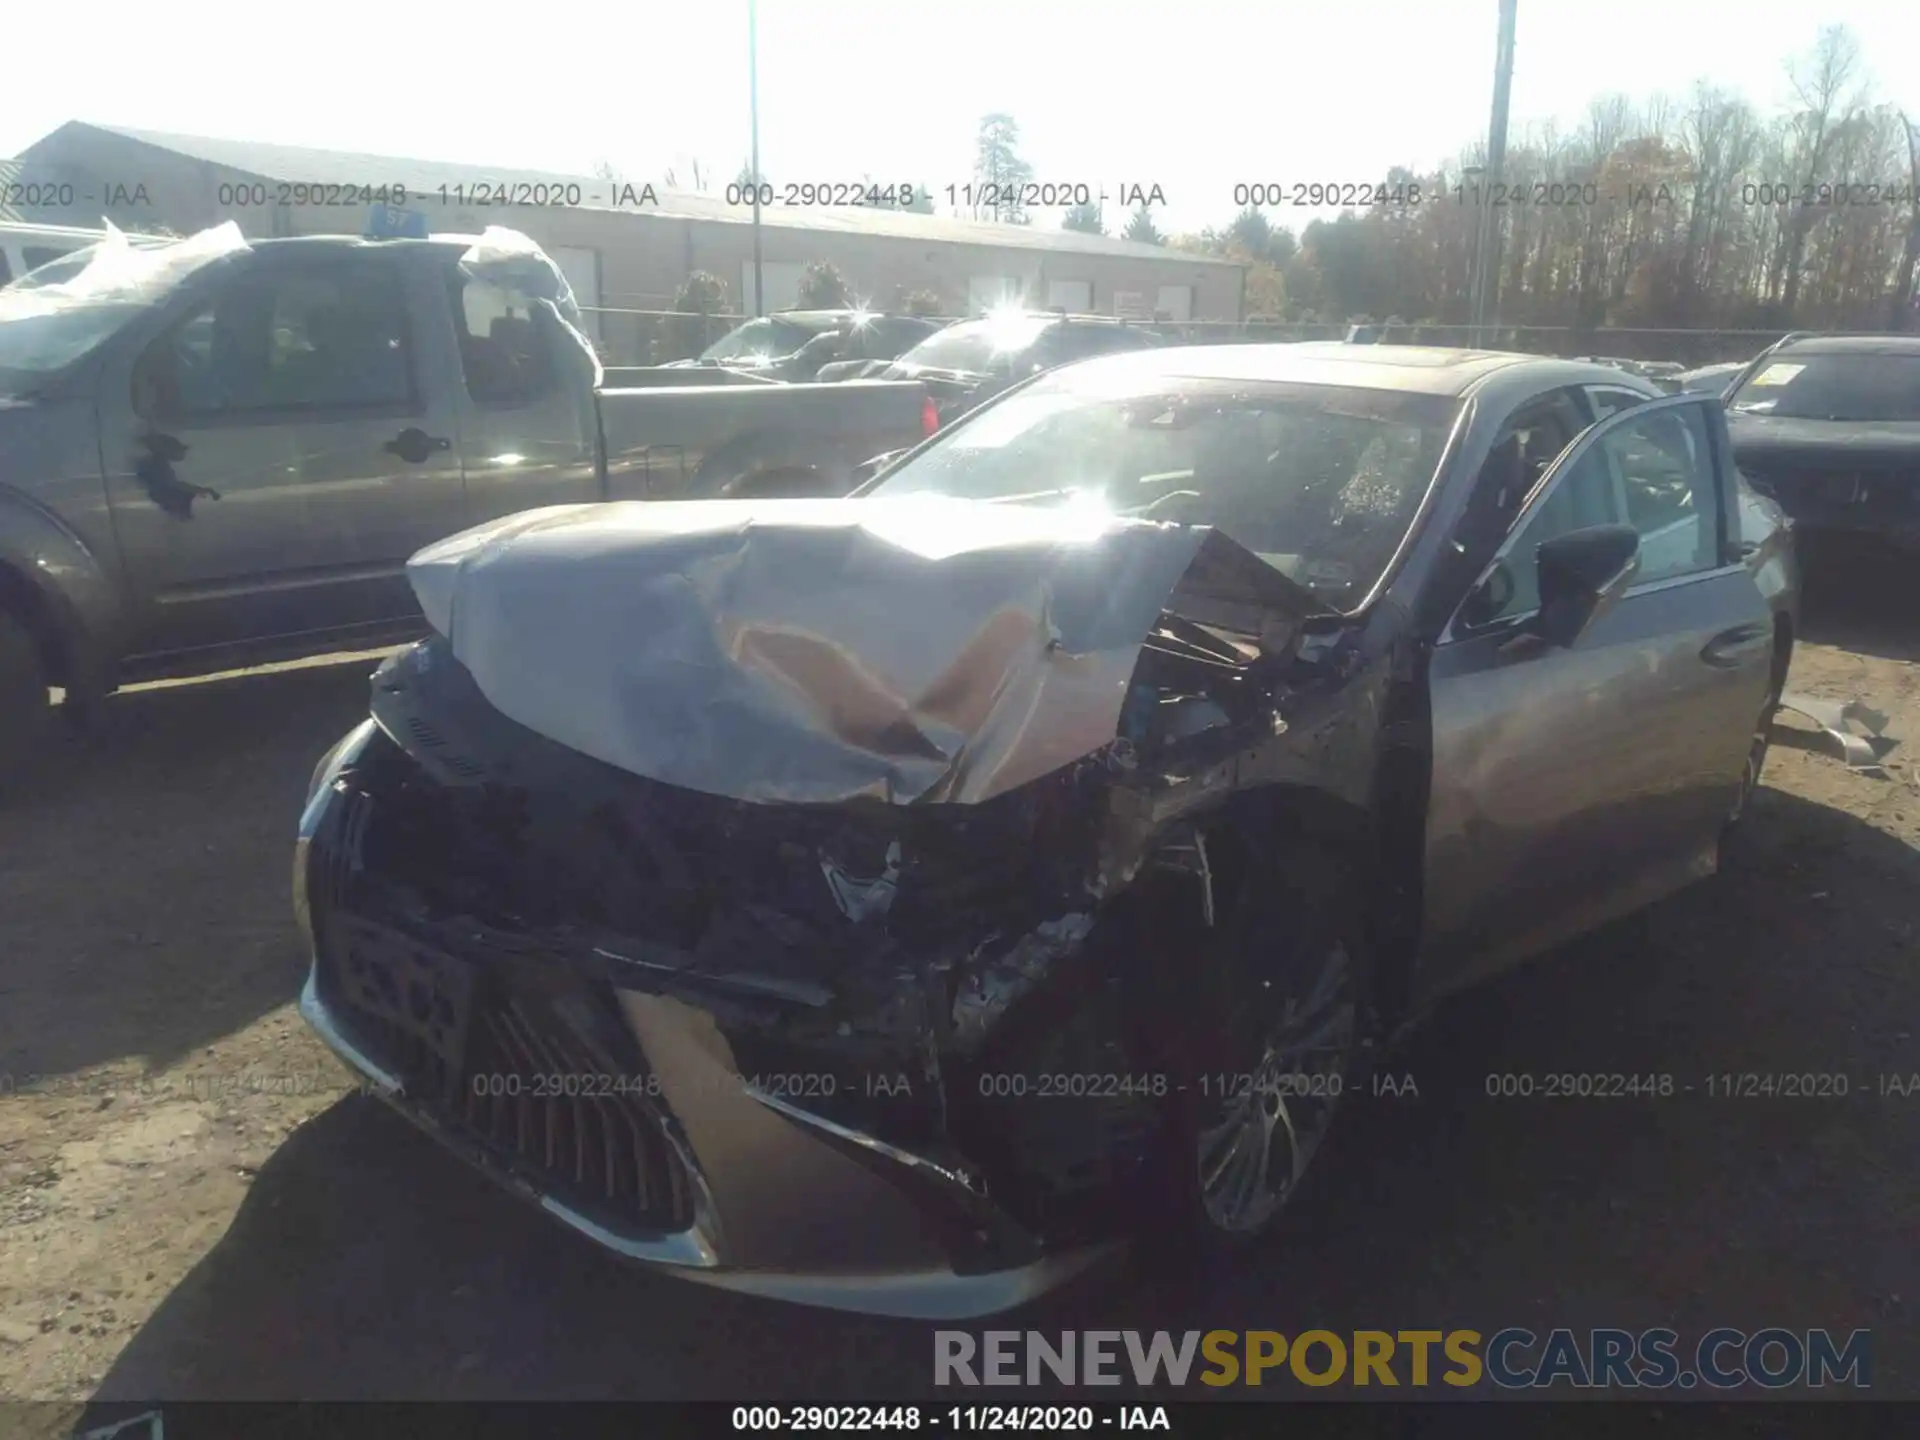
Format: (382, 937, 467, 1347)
(881, 312, 1163, 423)
(1723, 333, 1920, 551)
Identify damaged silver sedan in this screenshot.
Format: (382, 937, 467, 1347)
(293, 343, 1798, 1317)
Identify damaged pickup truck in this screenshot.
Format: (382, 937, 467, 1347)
(294, 343, 1798, 1317)
(0, 224, 928, 786)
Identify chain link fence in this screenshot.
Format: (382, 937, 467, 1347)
(579, 305, 1792, 371)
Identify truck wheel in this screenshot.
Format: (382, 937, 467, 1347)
(0, 609, 55, 789)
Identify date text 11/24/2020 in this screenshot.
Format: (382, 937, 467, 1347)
(730, 1405, 1173, 1431)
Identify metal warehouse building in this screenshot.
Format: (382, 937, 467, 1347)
(15, 122, 1246, 356)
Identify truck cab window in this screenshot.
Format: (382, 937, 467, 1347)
(21, 246, 71, 273)
(137, 263, 413, 418)
(450, 273, 558, 406)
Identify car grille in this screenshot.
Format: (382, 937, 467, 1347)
(455, 984, 696, 1231)
(312, 805, 697, 1235)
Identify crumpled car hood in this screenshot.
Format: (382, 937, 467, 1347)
(407, 496, 1309, 806)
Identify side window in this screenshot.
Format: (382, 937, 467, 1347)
(1065, 326, 1147, 360)
(1609, 403, 1718, 583)
(22, 246, 72, 273)
(136, 262, 414, 419)
(0, 251, 13, 285)
(1465, 403, 1719, 627)
(1585, 386, 1645, 420)
(448, 273, 559, 406)
(1507, 390, 1586, 495)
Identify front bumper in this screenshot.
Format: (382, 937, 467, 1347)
(293, 728, 1113, 1318)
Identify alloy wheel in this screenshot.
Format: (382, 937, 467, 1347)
(1195, 937, 1357, 1234)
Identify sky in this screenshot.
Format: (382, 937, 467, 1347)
(3, 1, 1916, 235)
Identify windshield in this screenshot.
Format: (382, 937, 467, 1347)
(0, 223, 248, 396)
(700, 317, 817, 363)
(1728, 352, 1920, 422)
(895, 316, 1053, 375)
(867, 370, 1462, 608)
(0, 303, 147, 393)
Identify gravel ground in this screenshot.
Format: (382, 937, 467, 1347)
(1, 556, 1916, 1408)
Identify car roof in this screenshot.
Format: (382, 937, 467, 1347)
(948, 312, 1147, 327)
(1775, 333, 1920, 356)
(1056, 342, 1627, 398)
(762, 309, 868, 327)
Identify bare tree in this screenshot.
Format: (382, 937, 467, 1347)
(1889, 112, 1920, 330)
(1773, 25, 1865, 312)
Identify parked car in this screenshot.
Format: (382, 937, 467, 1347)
(1723, 333, 1920, 550)
(0, 226, 931, 782)
(0, 220, 123, 289)
(295, 343, 1796, 1318)
(668, 310, 940, 382)
(880, 311, 1164, 424)
(1574, 356, 1686, 390)
(1673, 360, 1748, 397)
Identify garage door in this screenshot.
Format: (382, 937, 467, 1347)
(547, 246, 602, 341)
(1046, 280, 1092, 312)
(743, 261, 806, 313)
(1155, 285, 1194, 322)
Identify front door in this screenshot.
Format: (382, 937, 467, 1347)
(103, 249, 466, 658)
(1416, 394, 1776, 1003)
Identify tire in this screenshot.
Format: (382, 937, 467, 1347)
(1144, 834, 1372, 1251)
(0, 608, 55, 792)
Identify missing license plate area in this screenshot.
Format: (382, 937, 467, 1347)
(328, 916, 474, 1079)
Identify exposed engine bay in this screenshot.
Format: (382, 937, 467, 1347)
(305, 498, 1392, 1256)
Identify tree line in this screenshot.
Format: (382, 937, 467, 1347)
(1177, 26, 1919, 331)
(620, 24, 1918, 338)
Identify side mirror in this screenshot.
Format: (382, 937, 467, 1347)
(1532, 523, 1640, 648)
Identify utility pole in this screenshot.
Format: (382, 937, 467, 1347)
(749, 0, 764, 318)
(1468, 0, 1518, 347)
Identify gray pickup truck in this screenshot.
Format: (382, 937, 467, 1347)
(0, 227, 930, 779)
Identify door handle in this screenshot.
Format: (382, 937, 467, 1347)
(385, 428, 452, 464)
(1701, 622, 1771, 668)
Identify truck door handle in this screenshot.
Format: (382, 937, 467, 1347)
(384, 428, 452, 464)
(1701, 622, 1771, 668)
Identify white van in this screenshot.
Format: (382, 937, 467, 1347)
(0, 221, 115, 287)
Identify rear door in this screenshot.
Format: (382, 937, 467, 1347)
(102, 247, 467, 656)
(1416, 394, 1775, 1001)
(441, 262, 602, 527)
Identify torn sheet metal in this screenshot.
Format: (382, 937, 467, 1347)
(1776, 691, 1893, 772)
(407, 497, 1323, 806)
(0, 221, 245, 320)
(950, 914, 1095, 1051)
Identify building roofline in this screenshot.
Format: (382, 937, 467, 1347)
(22, 121, 1244, 269)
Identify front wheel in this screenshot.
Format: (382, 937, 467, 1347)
(1146, 837, 1372, 1248)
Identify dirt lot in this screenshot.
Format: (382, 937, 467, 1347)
(2, 557, 1917, 1409)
